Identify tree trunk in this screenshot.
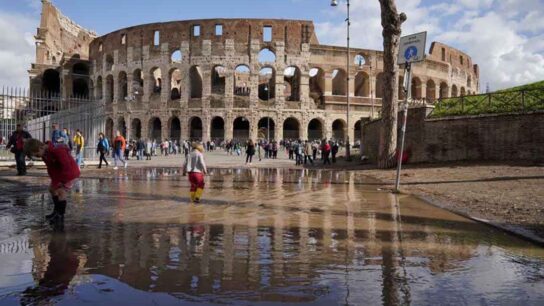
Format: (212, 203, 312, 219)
(377, 0, 406, 169)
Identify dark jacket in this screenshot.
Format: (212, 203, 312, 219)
(7, 130, 32, 153)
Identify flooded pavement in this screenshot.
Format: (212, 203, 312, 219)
(1, 168, 543, 306)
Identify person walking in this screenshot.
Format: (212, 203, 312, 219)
(331, 142, 339, 163)
(183, 142, 207, 203)
(51, 123, 66, 145)
(113, 131, 127, 170)
(245, 140, 256, 165)
(6, 124, 32, 176)
(73, 129, 85, 169)
(146, 139, 152, 160)
(96, 133, 109, 168)
(136, 139, 145, 160)
(63, 128, 73, 152)
(322, 139, 331, 165)
(304, 140, 314, 165)
(312, 141, 318, 161)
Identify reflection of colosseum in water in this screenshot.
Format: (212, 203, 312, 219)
(29, 1, 480, 142)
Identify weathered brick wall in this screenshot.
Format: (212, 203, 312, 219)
(362, 108, 544, 163)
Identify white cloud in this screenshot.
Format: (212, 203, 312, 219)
(315, 0, 544, 90)
(0, 11, 37, 88)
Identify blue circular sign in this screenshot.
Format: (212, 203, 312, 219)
(404, 46, 418, 61)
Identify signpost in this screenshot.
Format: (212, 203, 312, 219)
(394, 31, 427, 193)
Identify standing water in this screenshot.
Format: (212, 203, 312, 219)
(0, 168, 543, 305)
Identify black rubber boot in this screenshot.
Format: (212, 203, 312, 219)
(49, 200, 66, 225)
(45, 196, 59, 220)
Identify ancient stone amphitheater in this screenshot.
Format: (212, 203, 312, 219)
(30, 1, 480, 143)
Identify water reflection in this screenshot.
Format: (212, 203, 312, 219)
(0, 168, 543, 305)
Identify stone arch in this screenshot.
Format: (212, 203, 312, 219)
(72, 78, 89, 98)
(132, 69, 144, 96)
(169, 116, 181, 141)
(105, 118, 114, 140)
(451, 85, 458, 97)
(354, 71, 370, 97)
(284, 66, 301, 101)
(169, 68, 182, 100)
(189, 116, 203, 140)
(375, 72, 385, 99)
(332, 119, 346, 141)
(171, 49, 183, 63)
(105, 75, 114, 103)
(426, 79, 436, 101)
(149, 117, 162, 142)
(258, 48, 276, 64)
(131, 118, 142, 140)
(105, 54, 114, 71)
(234, 65, 251, 96)
(309, 67, 325, 104)
(210, 116, 225, 140)
(460, 87, 466, 96)
(332, 68, 347, 96)
(190, 66, 203, 98)
(283, 117, 300, 140)
(95, 76, 103, 99)
(411, 77, 422, 99)
(211, 65, 226, 95)
(354, 120, 362, 141)
(308, 118, 324, 141)
(258, 117, 276, 140)
(259, 67, 275, 100)
(150, 67, 162, 95)
(42, 69, 60, 95)
(117, 117, 127, 138)
(233, 116, 250, 140)
(72, 62, 89, 75)
(118, 71, 128, 100)
(439, 82, 448, 99)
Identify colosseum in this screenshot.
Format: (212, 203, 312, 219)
(29, 0, 480, 143)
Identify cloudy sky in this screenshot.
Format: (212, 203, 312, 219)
(0, 0, 542, 91)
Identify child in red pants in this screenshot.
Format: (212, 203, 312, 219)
(25, 139, 80, 224)
(183, 143, 207, 203)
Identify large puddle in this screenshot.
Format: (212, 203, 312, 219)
(0, 168, 543, 305)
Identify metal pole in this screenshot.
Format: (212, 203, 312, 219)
(345, 0, 351, 161)
(267, 84, 270, 141)
(394, 63, 412, 193)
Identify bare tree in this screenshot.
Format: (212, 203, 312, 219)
(378, 0, 406, 168)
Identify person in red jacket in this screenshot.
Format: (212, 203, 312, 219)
(112, 130, 127, 170)
(24, 139, 80, 225)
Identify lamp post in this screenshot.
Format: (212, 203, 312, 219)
(331, 0, 351, 161)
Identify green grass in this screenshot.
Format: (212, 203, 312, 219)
(431, 80, 544, 117)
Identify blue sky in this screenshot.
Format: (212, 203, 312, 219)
(0, 0, 543, 90)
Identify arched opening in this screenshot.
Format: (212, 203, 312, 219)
(411, 77, 422, 99)
(150, 67, 162, 94)
(131, 118, 142, 140)
(234, 65, 250, 96)
(118, 71, 128, 100)
(118, 117, 127, 138)
(190, 66, 203, 98)
(171, 49, 183, 63)
(95, 76, 103, 99)
(332, 119, 346, 141)
(451, 85, 458, 97)
(106, 75, 114, 103)
(284, 66, 301, 101)
(105, 54, 114, 71)
(105, 118, 114, 140)
(354, 54, 367, 67)
(169, 117, 181, 141)
(210, 117, 225, 141)
(439, 82, 449, 99)
(149, 117, 162, 142)
(308, 118, 323, 141)
(354, 71, 370, 97)
(258, 117, 275, 140)
(332, 69, 347, 96)
(42, 69, 60, 94)
(460, 87, 466, 96)
(233, 117, 250, 140)
(189, 117, 203, 140)
(283, 117, 300, 140)
(426, 79, 436, 101)
(375, 72, 385, 99)
(258, 48, 276, 64)
(72, 63, 89, 75)
(258, 67, 275, 100)
(132, 69, 144, 96)
(72, 78, 89, 98)
(309, 68, 325, 105)
(354, 120, 362, 141)
(467, 75, 472, 88)
(211, 65, 226, 95)
(170, 68, 182, 100)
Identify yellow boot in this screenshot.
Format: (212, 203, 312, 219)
(190, 191, 196, 202)
(194, 188, 204, 203)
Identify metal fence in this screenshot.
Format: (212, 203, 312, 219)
(0, 87, 105, 160)
(432, 87, 544, 117)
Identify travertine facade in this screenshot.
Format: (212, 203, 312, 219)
(30, 1, 480, 143)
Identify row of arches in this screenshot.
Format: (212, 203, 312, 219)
(105, 116, 363, 142)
